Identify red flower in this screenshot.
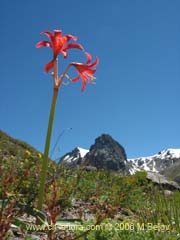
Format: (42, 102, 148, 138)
(70, 52, 99, 92)
(36, 30, 84, 73)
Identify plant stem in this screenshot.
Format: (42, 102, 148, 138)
(37, 87, 58, 211)
(37, 58, 70, 211)
(37, 59, 59, 211)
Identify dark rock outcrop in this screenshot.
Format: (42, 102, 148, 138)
(84, 134, 129, 174)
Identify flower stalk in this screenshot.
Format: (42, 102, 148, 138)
(37, 60, 59, 211)
(36, 29, 98, 212)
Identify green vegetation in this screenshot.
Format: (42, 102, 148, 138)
(0, 130, 180, 239)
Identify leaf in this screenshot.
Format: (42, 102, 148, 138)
(12, 217, 27, 229)
(17, 203, 47, 223)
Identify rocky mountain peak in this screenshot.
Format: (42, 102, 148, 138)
(89, 134, 127, 157)
(59, 134, 129, 174)
(84, 134, 129, 173)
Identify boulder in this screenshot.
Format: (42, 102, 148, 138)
(146, 172, 180, 191)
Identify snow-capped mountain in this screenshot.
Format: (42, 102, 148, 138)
(59, 145, 180, 174)
(58, 147, 89, 167)
(58, 134, 129, 174)
(57, 134, 180, 185)
(129, 149, 180, 174)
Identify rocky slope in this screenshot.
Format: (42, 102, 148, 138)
(128, 149, 180, 174)
(58, 147, 89, 167)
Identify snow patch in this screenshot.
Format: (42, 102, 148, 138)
(64, 155, 70, 160)
(77, 147, 89, 158)
(128, 148, 180, 175)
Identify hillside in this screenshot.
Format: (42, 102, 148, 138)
(0, 130, 57, 204)
(0, 130, 40, 157)
(0, 130, 180, 240)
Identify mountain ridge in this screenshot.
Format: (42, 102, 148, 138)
(58, 135, 180, 184)
(59, 134, 130, 174)
(59, 144, 180, 174)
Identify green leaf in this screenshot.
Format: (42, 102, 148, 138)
(17, 203, 47, 223)
(12, 217, 27, 229)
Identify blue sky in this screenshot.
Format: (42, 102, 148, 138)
(1, 0, 180, 159)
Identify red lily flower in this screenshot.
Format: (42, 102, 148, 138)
(36, 30, 84, 73)
(70, 52, 99, 92)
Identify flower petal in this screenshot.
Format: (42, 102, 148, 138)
(65, 34, 78, 42)
(71, 76, 80, 82)
(85, 52, 92, 64)
(70, 62, 83, 66)
(53, 30, 63, 54)
(70, 57, 98, 91)
(40, 31, 54, 42)
(36, 41, 52, 48)
(44, 60, 54, 73)
(54, 30, 62, 38)
(81, 76, 86, 92)
(87, 57, 99, 68)
(62, 43, 84, 59)
(63, 43, 84, 51)
(62, 50, 68, 59)
(85, 69, 96, 75)
(59, 35, 77, 48)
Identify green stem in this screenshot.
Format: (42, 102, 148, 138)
(37, 58, 70, 212)
(37, 88, 58, 211)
